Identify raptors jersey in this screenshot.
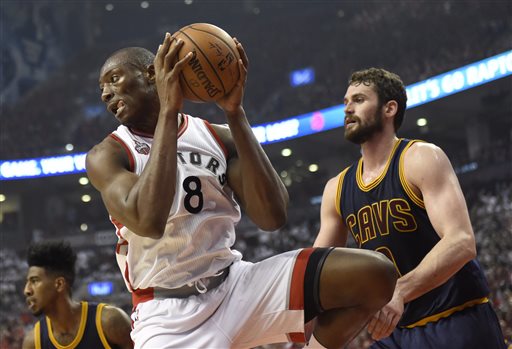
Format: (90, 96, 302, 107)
(337, 139, 490, 327)
(109, 114, 242, 294)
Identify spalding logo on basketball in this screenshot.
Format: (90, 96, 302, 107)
(173, 23, 241, 103)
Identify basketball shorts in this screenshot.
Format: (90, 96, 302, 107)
(370, 302, 506, 349)
(130, 249, 314, 349)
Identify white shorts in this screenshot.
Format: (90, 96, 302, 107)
(130, 249, 314, 349)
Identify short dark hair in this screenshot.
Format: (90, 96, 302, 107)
(27, 241, 76, 288)
(349, 68, 407, 130)
(109, 47, 155, 70)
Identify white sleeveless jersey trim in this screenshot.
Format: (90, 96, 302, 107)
(109, 133, 136, 171)
(110, 114, 242, 291)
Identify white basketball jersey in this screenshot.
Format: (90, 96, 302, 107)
(109, 114, 242, 291)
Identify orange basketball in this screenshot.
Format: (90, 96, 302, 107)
(172, 23, 241, 103)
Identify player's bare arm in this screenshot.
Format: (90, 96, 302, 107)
(396, 142, 477, 303)
(314, 174, 349, 247)
(211, 122, 288, 231)
(367, 142, 478, 340)
(213, 40, 289, 231)
(22, 328, 35, 349)
(86, 136, 177, 239)
(87, 35, 192, 239)
(101, 305, 133, 349)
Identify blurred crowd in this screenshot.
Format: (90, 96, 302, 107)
(1, 181, 511, 348)
(1, 0, 510, 160)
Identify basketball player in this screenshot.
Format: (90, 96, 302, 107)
(85, 33, 397, 348)
(22, 241, 133, 349)
(314, 68, 506, 348)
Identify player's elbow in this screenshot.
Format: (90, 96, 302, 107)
(272, 193, 289, 229)
(459, 234, 477, 262)
(128, 200, 173, 239)
(257, 207, 288, 232)
(142, 227, 165, 239)
(465, 241, 477, 261)
(248, 196, 288, 231)
(273, 205, 288, 228)
(261, 212, 288, 232)
(133, 218, 167, 239)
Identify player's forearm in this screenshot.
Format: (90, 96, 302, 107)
(396, 232, 476, 303)
(314, 231, 348, 248)
(129, 113, 179, 237)
(225, 107, 289, 229)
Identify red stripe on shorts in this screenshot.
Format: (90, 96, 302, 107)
(288, 247, 315, 343)
(289, 248, 314, 310)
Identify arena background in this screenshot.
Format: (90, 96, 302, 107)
(1, 1, 511, 348)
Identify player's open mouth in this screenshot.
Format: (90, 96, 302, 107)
(108, 100, 126, 116)
(26, 299, 35, 309)
(114, 101, 125, 117)
(345, 118, 357, 126)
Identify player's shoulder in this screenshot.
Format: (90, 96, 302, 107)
(404, 140, 447, 163)
(208, 122, 230, 136)
(85, 135, 133, 186)
(100, 304, 130, 324)
(324, 167, 350, 193)
(326, 173, 341, 188)
(406, 139, 443, 154)
(100, 303, 124, 317)
(98, 304, 132, 348)
(22, 326, 36, 349)
(99, 304, 132, 340)
(403, 140, 453, 180)
(207, 123, 236, 156)
(88, 133, 122, 154)
(86, 134, 127, 166)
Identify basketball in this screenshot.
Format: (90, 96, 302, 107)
(172, 23, 241, 103)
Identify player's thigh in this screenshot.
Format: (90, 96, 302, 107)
(131, 293, 231, 348)
(214, 251, 306, 347)
(133, 323, 231, 349)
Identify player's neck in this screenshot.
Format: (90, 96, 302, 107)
(47, 299, 82, 334)
(360, 134, 399, 172)
(130, 112, 183, 136)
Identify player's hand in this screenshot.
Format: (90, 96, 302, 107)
(367, 289, 404, 341)
(154, 33, 193, 115)
(216, 38, 248, 114)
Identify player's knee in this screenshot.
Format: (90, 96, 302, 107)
(366, 251, 397, 305)
(316, 248, 397, 311)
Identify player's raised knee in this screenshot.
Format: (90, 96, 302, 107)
(365, 250, 397, 304)
(317, 248, 396, 310)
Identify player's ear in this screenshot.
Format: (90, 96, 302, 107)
(146, 64, 156, 83)
(54, 276, 67, 293)
(384, 100, 398, 119)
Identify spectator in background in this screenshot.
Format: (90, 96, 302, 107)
(21, 241, 133, 349)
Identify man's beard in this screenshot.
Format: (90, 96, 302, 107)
(344, 110, 384, 144)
